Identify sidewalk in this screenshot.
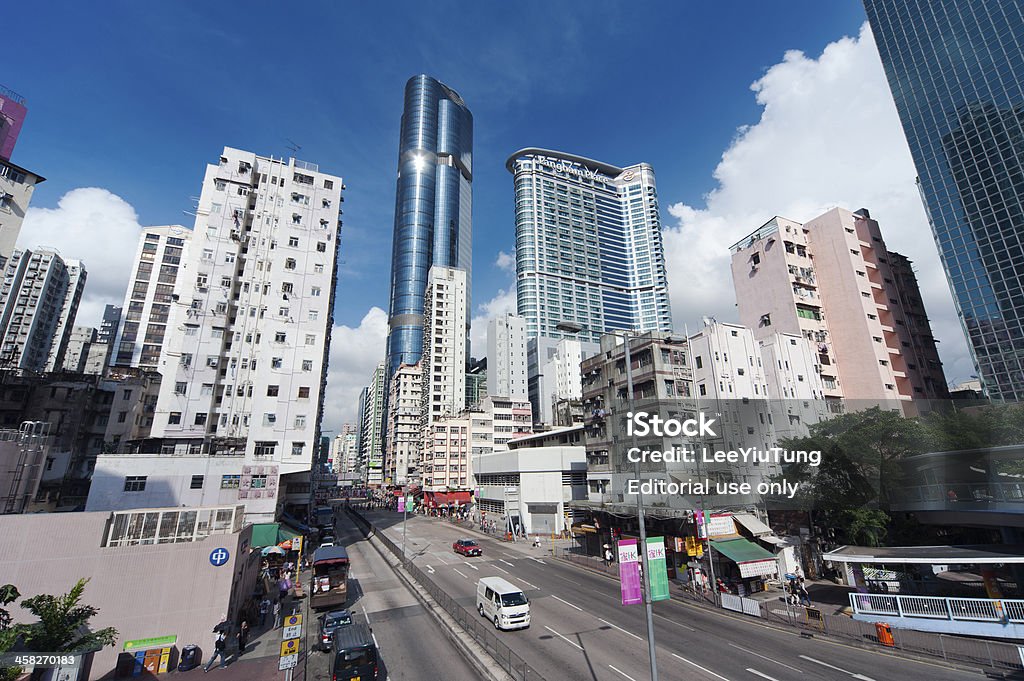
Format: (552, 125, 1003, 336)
(191, 572, 309, 681)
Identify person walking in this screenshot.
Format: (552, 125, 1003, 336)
(798, 578, 811, 607)
(603, 545, 613, 567)
(204, 632, 228, 672)
(236, 621, 250, 655)
(273, 599, 282, 629)
(258, 598, 270, 627)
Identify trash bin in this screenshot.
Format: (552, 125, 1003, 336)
(177, 645, 201, 672)
(875, 622, 895, 647)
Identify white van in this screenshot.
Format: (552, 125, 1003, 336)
(476, 577, 531, 630)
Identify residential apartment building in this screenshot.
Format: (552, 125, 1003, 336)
(62, 326, 108, 375)
(465, 357, 487, 408)
(0, 248, 86, 373)
(0, 85, 41, 270)
(360, 361, 386, 487)
(111, 226, 192, 370)
(527, 337, 598, 427)
(385, 361, 421, 486)
(506, 148, 673, 344)
(423, 395, 531, 493)
(385, 75, 473, 377)
(487, 313, 528, 400)
(419, 266, 467, 475)
(865, 0, 1024, 401)
(87, 147, 343, 522)
(730, 207, 947, 415)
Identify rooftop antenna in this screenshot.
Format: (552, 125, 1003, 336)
(285, 138, 302, 155)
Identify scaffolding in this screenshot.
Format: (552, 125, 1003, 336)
(1, 421, 51, 514)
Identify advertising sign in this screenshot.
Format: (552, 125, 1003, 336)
(617, 539, 642, 605)
(646, 537, 670, 602)
(398, 495, 405, 513)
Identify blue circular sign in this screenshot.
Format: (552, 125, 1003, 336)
(209, 548, 230, 567)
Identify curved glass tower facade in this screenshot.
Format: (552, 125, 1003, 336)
(386, 75, 473, 376)
(865, 0, 1024, 400)
(507, 148, 673, 344)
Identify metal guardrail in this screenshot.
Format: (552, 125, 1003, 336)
(850, 592, 1024, 623)
(348, 507, 547, 681)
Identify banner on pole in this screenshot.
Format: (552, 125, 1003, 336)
(617, 539, 642, 605)
(647, 537, 670, 601)
(397, 495, 405, 513)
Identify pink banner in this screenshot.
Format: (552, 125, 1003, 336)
(397, 496, 405, 513)
(617, 539, 642, 605)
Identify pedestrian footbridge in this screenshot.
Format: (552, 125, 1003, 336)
(849, 592, 1024, 639)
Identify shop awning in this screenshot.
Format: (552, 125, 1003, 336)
(278, 523, 303, 543)
(733, 513, 773, 537)
(251, 523, 280, 548)
(711, 538, 779, 578)
(425, 491, 472, 507)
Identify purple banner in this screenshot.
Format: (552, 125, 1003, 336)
(617, 539, 642, 605)
(397, 496, 405, 513)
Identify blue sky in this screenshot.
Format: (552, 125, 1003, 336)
(7, 1, 974, 428)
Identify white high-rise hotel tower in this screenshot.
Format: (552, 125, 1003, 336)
(506, 149, 673, 344)
(87, 147, 343, 521)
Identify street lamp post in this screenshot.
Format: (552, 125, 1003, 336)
(556, 321, 659, 681)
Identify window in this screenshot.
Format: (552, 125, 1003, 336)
(695, 356, 703, 369)
(302, 360, 313, 371)
(190, 475, 204, 489)
(117, 411, 127, 423)
(124, 476, 147, 492)
(254, 441, 276, 457)
(285, 258, 296, 270)
(291, 442, 305, 456)
(251, 474, 268, 489)
(288, 236, 299, 247)
(294, 415, 306, 428)
(324, 179, 334, 190)
(698, 384, 707, 396)
(311, 286, 321, 297)
(221, 475, 240, 489)
(267, 385, 280, 397)
(195, 413, 207, 426)
(275, 332, 287, 343)
(297, 386, 310, 398)
(264, 413, 277, 425)
(272, 357, 283, 369)
(168, 412, 182, 424)
(316, 242, 326, 252)
(305, 334, 316, 346)
(281, 282, 294, 294)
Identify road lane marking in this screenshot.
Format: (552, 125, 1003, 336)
(597, 618, 643, 641)
(671, 653, 732, 681)
(491, 565, 508, 574)
(798, 656, 875, 681)
(517, 578, 540, 590)
(654, 613, 695, 631)
(426, 564, 435, 574)
(728, 644, 801, 673)
(747, 670, 780, 681)
(551, 595, 582, 611)
(500, 559, 515, 567)
(463, 562, 479, 570)
(608, 665, 638, 681)
(362, 607, 380, 648)
(530, 557, 546, 564)
(453, 568, 468, 579)
(544, 625, 583, 651)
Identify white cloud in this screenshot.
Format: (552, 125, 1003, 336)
(664, 22, 974, 386)
(323, 307, 389, 432)
(469, 286, 516, 358)
(495, 251, 515, 272)
(18, 188, 147, 327)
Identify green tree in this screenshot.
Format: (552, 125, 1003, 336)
(17, 579, 117, 656)
(837, 508, 889, 547)
(0, 585, 22, 681)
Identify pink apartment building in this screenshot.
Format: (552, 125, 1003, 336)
(730, 207, 948, 415)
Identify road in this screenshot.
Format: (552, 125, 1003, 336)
(362, 509, 987, 681)
(302, 509, 478, 681)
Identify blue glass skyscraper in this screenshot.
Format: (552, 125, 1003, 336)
(386, 75, 473, 377)
(864, 0, 1024, 400)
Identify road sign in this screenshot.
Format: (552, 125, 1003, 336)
(209, 548, 230, 567)
(280, 639, 300, 657)
(282, 624, 301, 640)
(283, 614, 302, 628)
(278, 654, 298, 670)
(293, 536, 303, 552)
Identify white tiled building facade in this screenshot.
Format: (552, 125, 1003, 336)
(361, 361, 386, 487)
(487, 313, 528, 400)
(386, 361, 421, 486)
(88, 147, 343, 521)
(111, 226, 192, 370)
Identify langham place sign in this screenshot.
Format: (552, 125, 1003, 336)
(521, 155, 610, 183)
